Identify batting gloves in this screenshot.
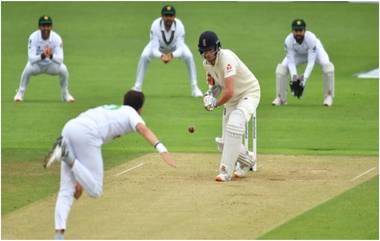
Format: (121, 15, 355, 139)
(203, 94, 217, 111)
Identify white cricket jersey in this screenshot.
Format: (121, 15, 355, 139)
(149, 17, 186, 58)
(76, 105, 145, 144)
(27, 30, 64, 66)
(284, 31, 322, 80)
(203, 49, 260, 107)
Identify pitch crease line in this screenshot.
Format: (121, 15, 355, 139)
(115, 163, 144, 177)
(350, 167, 376, 182)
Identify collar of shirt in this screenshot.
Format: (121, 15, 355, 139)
(160, 19, 176, 32)
(39, 30, 52, 42)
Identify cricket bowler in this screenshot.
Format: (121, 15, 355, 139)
(44, 90, 175, 239)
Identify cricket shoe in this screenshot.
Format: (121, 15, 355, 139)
(192, 86, 203, 97)
(44, 136, 75, 168)
(14, 89, 24, 102)
(234, 166, 251, 178)
(215, 166, 231, 182)
(323, 95, 333, 107)
(215, 173, 232, 182)
(234, 152, 256, 177)
(62, 92, 75, 103)
(44, 136, 64, 168)
(272, 97, 287, 106)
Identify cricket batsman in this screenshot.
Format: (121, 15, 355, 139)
(132, 5, 203, 97)
(272, 19, 334, 106)
(14, 15, 75, 102)
(198, 31, 260, 182)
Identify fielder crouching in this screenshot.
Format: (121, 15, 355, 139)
(272, 19, 335, 106)
(198, 31, 260, 182)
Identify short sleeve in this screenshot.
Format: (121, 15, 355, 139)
(128, 109, 145, 131)
(222, 53, 238, 78)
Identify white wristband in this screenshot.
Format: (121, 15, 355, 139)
(155, 142, 168, 153)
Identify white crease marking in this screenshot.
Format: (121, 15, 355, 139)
(351, 167, 377, 182)
(114, 163, 144, 177)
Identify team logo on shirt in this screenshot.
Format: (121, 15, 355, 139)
(226, 64, 232, 72)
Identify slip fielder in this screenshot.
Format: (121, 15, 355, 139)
(14, 15, 75, 102)
(132, 5, 203, 97)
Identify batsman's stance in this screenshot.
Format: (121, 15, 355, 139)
(14, 15, 75, 102)
(199, 31, 260, 182)
(44, 90, 175, 239)
(132, 5, 203, 97)
(272, 19, 335, 106)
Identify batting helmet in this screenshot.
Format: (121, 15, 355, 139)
(291, 19, 306, 30)
(198, 31, 221, 54)
(38, 15, 53, 26)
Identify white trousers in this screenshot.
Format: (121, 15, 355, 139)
(17, 62, 70, 94)
(222, 95, 261, 137)
(134, 42, 198, 90)
(220, 95, 260, 175)
(55, 118, 103, 230)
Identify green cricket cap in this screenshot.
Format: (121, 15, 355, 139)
(291, 19, 306, 30)
(39, 15, 53, 26)
(161, 5, 176, 15)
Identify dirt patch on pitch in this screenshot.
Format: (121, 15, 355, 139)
(2, 153, 378, 239)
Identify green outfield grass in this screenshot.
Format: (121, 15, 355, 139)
(259, 176, 379, 240)
(1, 2, 378, 239)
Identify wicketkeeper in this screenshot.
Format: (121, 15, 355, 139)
(198, 31, 260, 182)
(272, 19, 335, 106)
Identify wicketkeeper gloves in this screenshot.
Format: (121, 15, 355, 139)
(290, 75, 305, 98)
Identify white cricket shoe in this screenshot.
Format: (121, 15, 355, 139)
(215, 166, 231, 182)
(234, 152, 256, 177)
(215, 173, 231, 182)
(323, 95, 333, 107)
(44, 136, 75, 168)
(44, 136, 64, 168)
(192, 86, 203, 97)
(63, 93, 75, 103)
(234, 165, 251, 178)
(272, 97, 287, 106)
(14, 90, 24, 102)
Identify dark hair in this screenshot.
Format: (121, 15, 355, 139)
(123, 90, 145, 111)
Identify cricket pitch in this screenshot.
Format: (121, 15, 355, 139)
(2, 153, 378, 239)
